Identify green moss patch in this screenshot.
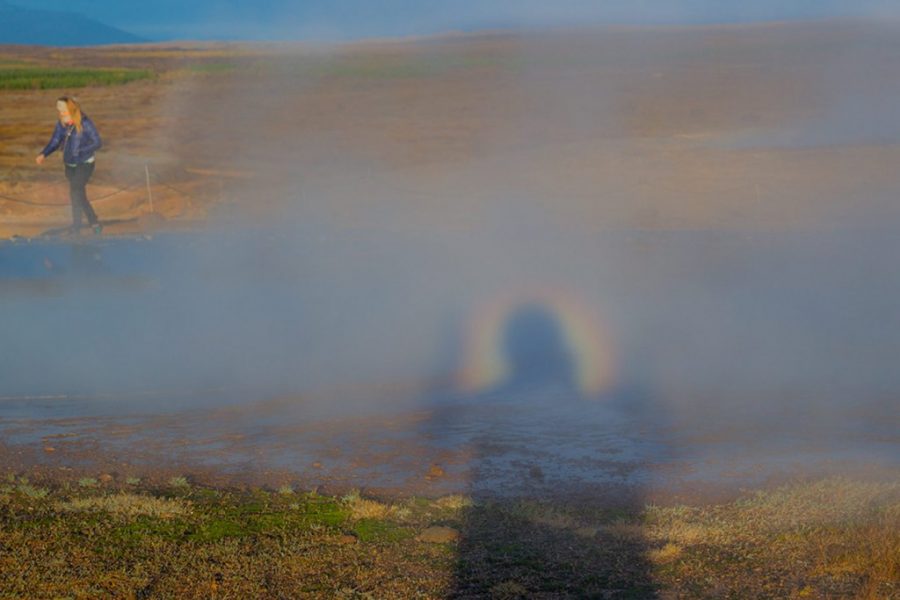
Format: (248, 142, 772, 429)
(0, 67, 154, 90)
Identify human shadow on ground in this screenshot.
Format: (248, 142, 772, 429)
(421, 302, 665, 598)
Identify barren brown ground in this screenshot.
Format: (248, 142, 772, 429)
(2, 20, 900, 239)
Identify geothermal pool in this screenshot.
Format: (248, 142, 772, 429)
(1, 228, 898, 497)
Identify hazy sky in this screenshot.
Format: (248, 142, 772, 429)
(15, 0, 900, 41)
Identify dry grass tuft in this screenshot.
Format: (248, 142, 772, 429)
(433, 494, 472, 511)
(648, 542, 683, 564)
(55, 493, 191, 518)
(644, 478, 900, 598)
(346, 496, 396, 521)
(731, 477, 899, 530)
(813, 503, 900, 599)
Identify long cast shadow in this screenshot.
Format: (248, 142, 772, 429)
(423, 302, 664, 598)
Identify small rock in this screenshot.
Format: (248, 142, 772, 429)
(418, 526, 459, 544)
(337, 534, 358, 545)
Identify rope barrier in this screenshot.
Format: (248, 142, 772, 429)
(0, 192, 65, 207)
(0, 161, 220, 210)
(154, 180, 206, 204)
(0, 178, 144, 207)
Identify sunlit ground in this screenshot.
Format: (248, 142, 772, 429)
(0, 474, 896, 598)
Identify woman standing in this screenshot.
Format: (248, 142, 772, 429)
(36, 96, 103, 234)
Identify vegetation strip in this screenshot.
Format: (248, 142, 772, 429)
(0, 474, 896, 598)
(0, 68, 154, 90)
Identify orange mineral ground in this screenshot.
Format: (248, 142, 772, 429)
(2, 20, 900, 239)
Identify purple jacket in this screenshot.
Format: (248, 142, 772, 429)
(41, 115, 102, 165)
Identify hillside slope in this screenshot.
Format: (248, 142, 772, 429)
(0, 1, 144, 46)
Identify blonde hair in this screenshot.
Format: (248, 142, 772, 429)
(57, 96, 84, 133)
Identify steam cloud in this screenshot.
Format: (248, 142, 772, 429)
(2, 17, 899, 492)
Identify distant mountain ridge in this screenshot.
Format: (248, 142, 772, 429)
(0, 0, 144, 46)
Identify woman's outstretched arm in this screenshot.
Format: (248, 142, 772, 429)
(36, 121, 66, 164)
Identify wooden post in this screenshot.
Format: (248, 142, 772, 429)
(145, 164, 154, 213)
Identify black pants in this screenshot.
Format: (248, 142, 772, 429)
(65, 162, 98, 228)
